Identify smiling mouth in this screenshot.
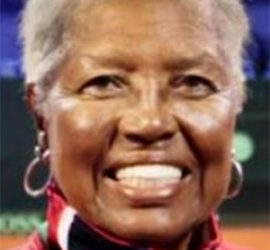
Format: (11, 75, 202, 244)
(103, 164, 191, 203)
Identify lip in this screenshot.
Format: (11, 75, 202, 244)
(105, 176, 189, 206)
(103, 151, 193, 178)
(102, 152, 194, 205)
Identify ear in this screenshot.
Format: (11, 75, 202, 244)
(234, 81, 246, 115)
(237, 88, 247, 115)
(26, 83, 47, 132)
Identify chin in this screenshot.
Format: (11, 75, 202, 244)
(89, 207, 201, 246)
(108, 220, 195, 246)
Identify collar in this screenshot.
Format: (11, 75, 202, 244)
(46, 185, 221, 250)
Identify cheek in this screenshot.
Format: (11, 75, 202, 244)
(203, 163, 231, 208)
(172, 99, 235, 205)
(47, 100, 119, 198)
(173, 98, 235, 161)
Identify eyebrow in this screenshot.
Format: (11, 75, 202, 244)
(81, 51, 223, 73)
(163, 52, 223, 72)
(81, 53, 137, 72)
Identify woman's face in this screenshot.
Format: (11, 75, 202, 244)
(40, 0, 241, 245)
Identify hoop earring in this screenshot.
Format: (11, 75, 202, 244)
(227, 159, 244, 199)
(23, 131, 52, 198)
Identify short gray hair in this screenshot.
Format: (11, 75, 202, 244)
(20, 0, 77, 85)
(20, 0, 249, 90)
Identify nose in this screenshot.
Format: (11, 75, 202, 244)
(119, 102, 177, 147)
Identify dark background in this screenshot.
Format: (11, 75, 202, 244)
(1, 0, 269, 230)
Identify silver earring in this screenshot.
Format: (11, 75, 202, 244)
(23, 131, 52, 198)
(227, 157, 244, 199)
(34, 131, 46, 158)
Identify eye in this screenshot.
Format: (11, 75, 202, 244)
(79, 75, 125, 98)
(170, 74, 218, 99)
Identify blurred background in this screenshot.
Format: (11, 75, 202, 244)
(0, 0, 269, 249)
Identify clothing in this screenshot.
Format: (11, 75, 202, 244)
(12, 186, 251, 250)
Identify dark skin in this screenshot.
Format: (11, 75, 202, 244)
(27, 0, 243, 249)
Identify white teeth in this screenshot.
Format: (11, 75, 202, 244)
(116, 165, 183, 180)
(119, 178, 179, 189)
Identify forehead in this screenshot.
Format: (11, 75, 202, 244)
(65, 0, 221, 71)
(75, 0, 212, 27)
(72, 0, 214, 40)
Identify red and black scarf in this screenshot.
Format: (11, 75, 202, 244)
(46, 185, 221, 250)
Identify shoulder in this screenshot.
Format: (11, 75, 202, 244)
(9, 232, 46, 250)
(219, 242, 254, 250)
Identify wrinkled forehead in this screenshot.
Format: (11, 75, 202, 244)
(65, 0, 219, 64)
(72, 0, 214, 35)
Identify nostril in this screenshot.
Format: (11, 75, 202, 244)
(126, 134, 148, 145)
(159, 132, 174, 141)
(125, 132, 174, 145)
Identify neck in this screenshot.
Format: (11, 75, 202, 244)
(150, 231, 192, 250)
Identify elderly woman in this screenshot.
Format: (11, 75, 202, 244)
(17, 0, 249, 249)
